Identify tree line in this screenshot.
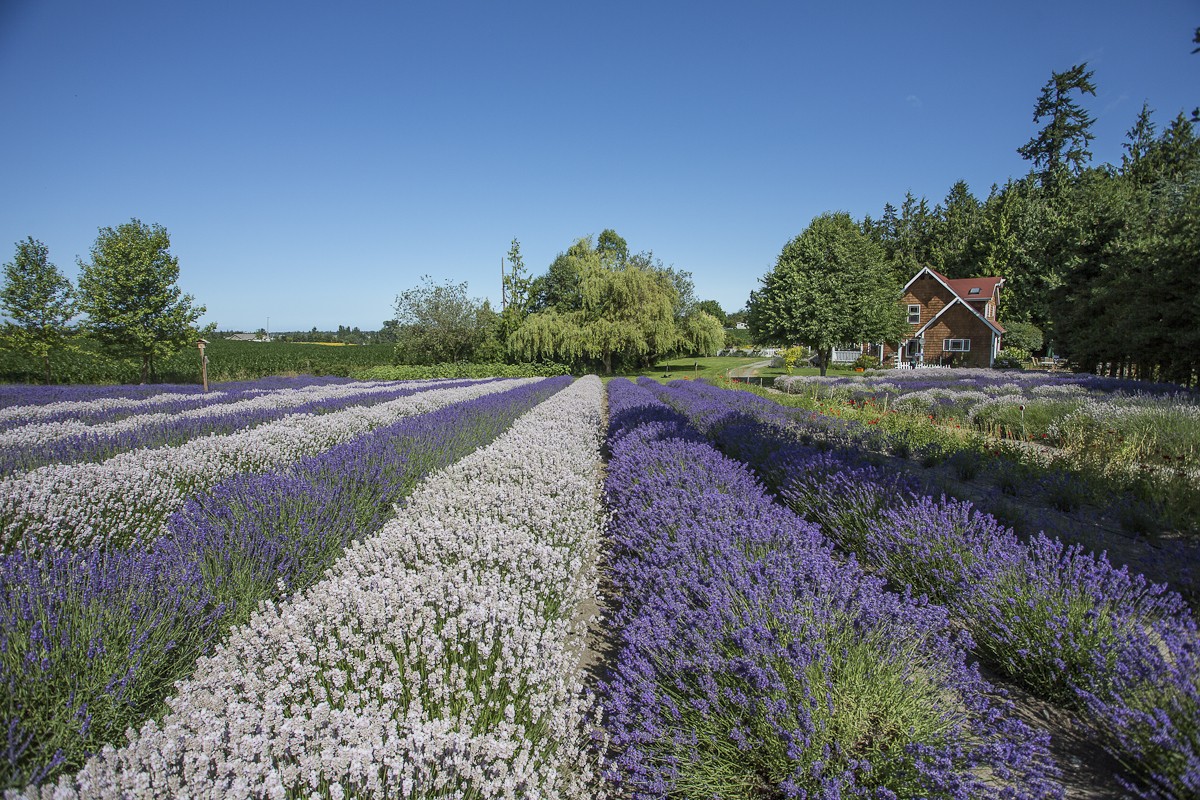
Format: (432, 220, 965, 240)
(388, 229, 727, 374)
(751, 38, 1200, 384)
(2, 219, 206, 383)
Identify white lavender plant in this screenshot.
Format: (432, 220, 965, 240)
(33, 376, 609, 800)
(0, 379, 536, 553)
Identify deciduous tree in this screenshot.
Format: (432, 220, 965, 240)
(1, 237, 76, 384)
(748, 212, 905, 376)
(77, 220, 205, 383)
(392, 276, 490, 364)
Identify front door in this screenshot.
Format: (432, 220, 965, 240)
(903, 337, 923, 366)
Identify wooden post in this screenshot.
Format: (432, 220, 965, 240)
(197, 338, 210, 392)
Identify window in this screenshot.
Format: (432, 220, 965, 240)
(943, 338, 971, 352)
(968, 287, 981, 295)
(985, 303, 994, 319)
(907, 304, 920, 324)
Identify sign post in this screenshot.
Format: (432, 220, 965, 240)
(196, 338, 209, 392)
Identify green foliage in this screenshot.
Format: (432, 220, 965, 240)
(512, 232, 700, 373)
(392, 275, 495, 365)
(0, 237, 77, 384)
(1017, 63, 1098, 187)
(1001, 321, 1043, 353)
(782, 345, 808, 374)
(851, 353, 877, 370)
(695, 299, 727, 326)
(355, 361, 570, 380)
(596, 228, 629, 266)
(994, 346, 1032, 369)
(499, 237, 532, 342)
(76, 220, 205, 383)
(748, 212, 906, 376)
(677, 311, 725, 357)
(0, 338, 398, 384)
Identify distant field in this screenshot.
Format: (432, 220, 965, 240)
(0, 338, 398, 384)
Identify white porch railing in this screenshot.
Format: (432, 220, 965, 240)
(893, 363, 950, 370)
(830, 349, 864, 364)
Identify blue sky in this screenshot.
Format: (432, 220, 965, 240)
(1, 1, 1196, 332)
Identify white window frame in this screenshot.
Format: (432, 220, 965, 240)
(907, 303, 920, 324)
(943, 338, 971, 352)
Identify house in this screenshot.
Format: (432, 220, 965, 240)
(882, 267, 1005, 368)
(227, 332, 271, 343)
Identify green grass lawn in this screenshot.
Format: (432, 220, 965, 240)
(621, 356, 764, 383)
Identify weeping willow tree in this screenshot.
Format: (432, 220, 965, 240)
(509, 235, 686, 373)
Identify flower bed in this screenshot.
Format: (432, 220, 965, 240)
(0, 377, 536, 552)
(600, 378, 1061, 799)
(0, 379, 487, 476)
(648, 377, 1200, 798)
(0, 376, 353, 428)
(27, 376, 607, 799)
(1, 376, 573, 791)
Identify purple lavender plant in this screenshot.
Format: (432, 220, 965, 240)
(601, 379, 1062, 799)
(650, 378, 1200, 798)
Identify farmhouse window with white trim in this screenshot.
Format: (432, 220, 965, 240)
(943, 338, 971, 352)
(907, 304, 920, 324)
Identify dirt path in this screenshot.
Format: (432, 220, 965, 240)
(726, 359, 773, 379)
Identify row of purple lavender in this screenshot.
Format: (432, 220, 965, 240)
(599, 378, 1062, 799)
(641, 377, 1198, 799)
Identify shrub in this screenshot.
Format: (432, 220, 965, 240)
(994, 346, 1032, 369)
(1003, 322, 1045, 354)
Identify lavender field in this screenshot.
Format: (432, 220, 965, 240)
(1, 373, 1197, 798)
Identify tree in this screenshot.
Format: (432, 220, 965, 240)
(392, 276, 490, 364)
(1017, 63, 1097, 187)
(510, 237, 681, 373)
(695, 299, 727, 326)
(499, 238, 532, 344)
(0, 237, 77, 384)
(678, 310, 725, 356)
(529, 238, 592, 312)
(1000, 320, 1044, 353)
(596, 228, 629, 266)
(748, 212, 905, 376)
(77, 220, 205, 383)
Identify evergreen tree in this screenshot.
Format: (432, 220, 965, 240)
(1017, 63, 1097, 188)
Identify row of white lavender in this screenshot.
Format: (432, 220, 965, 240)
(0, 378, 536, 553)
(29, 375, 609, 800)
(0, 379, 437, 451)
(0, 376, 351, 428)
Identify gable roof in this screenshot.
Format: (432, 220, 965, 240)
(904, 266, 1003, 304)
(913, 295, 1005, 338)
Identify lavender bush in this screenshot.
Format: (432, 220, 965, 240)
(32, 376, 608, 799)
(601, 378, 1062, 799)
(0, 375, 353, 429)
(0, 377, 536, 553)
(654, 378, 1200, 798)
(0, 379, 480, 476)
(1, 376, 570, 791)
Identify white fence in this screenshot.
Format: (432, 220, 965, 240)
(830, 349, 864, 364)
